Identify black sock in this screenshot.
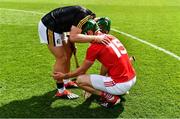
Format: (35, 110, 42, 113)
(56, 82, 64, 89)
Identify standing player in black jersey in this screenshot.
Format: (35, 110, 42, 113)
(38, 5, 108, 99)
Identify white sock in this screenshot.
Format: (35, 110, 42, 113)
(63, 79, 71, 84)
(58, 86, 65, 93)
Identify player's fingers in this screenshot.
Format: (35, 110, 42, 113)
(107, 38, 111, 43)
(104, 38, 111, 44)
(53, 72, 59, 74)
(101, 40, 110, 45)
(52, 73, 58, 77)
(52, 73, 60, 77)
(100, 39, 107, 44)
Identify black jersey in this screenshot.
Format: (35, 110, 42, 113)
(41, 5, 96, 33)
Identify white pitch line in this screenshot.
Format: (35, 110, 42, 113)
(0, 8, 180, 61)
(112, 28, 180, 61)
(0, 8, 44, 15)
(0, 23, 37, 26)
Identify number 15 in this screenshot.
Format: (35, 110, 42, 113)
(109, 39, 127, 58)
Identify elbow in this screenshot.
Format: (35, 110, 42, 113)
(79, 68, 87, 75)
(79, 70, 86, 75)
(69, 34, 77, 42)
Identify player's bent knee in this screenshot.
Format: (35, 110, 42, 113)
(76, 75, 85, 85)
(76, 75, 91, 86)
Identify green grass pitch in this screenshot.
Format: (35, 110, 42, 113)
(0, 0, 180, 118)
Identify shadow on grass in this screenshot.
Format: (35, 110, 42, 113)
(0, 90, 125, 118)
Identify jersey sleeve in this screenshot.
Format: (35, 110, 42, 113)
(73, 14, 91, 29)
(85, 44, 99, 63)
(72, 6, 95, 29)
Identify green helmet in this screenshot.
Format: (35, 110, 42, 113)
(96, 17, 111, 33)
(82, 19, 99, 34)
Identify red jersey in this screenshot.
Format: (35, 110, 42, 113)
(86, 35, 136, 83)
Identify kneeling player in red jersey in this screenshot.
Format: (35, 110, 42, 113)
(52, 19, 136, 108)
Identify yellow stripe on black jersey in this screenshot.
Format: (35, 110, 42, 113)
(46, 29, 55, 46)
(77, 15, 91, 29)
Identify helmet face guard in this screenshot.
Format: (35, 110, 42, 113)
(97, 17, 111, 33)
(82, 19, 99, 34)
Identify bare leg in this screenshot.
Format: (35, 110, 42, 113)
(62, 40, 78, 87)
(48, 44, 79, 99)
(62, 40, 72, 73)
(76, 75, 101, 96)
(48, 44, 67, 83)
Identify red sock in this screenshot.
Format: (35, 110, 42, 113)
(100, 91, 113, 100)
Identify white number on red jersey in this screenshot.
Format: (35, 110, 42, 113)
(109, 39, 127, 58)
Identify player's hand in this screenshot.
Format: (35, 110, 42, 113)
(52, 72, 65, 81)
(93, 35, 111, 45)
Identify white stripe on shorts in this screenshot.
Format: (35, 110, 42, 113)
(90, 74, 136, 95)
(38, 20, 65, 47)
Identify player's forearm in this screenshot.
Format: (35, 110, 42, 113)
(63, 60, 92, 79)
(64, 67, 86, 79)
(70, 34, 99, 43)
